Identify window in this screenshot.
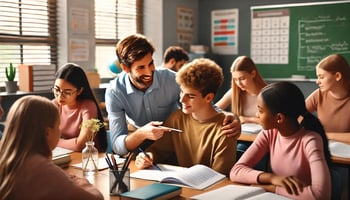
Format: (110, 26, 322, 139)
(0, 0, 57, 86)
(95, 0, 143, 78)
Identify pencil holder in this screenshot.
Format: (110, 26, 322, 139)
(109, 168, 130, 196)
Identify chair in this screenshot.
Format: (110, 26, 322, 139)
(330, 167, 342, 200)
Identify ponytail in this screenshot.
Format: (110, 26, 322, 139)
(301, 112, 332, 167)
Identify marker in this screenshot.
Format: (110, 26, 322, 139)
(157, 125, 183, 133)
(138, 148, 162, 171)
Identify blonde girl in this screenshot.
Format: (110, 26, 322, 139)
(0, 95, 103, 199)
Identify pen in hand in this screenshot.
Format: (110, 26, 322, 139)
(157, 125, 182, 133)
(138, 148, 162, 171)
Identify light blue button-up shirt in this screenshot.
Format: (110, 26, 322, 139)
(105, 69, 180, 155)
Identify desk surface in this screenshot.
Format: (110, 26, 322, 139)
(65, 153, 234, 200)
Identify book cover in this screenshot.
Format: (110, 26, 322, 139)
(191, 185, 291, 200)
(18, 64, 34, 92)
(120, 183, 182, 200)
(130, 164, 226, 190)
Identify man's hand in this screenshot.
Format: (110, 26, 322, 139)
(125, 121, 169, 151)
(222, 113, 241, 139)
(140, 121, 170, 141)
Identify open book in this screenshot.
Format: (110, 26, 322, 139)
(241, 123, 262, 134)
(329, 140, 350, 158)
(191, 185, 291, 200)
(130, 164, 226, 190)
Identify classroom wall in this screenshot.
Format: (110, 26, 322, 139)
(144, 0, 198, 66)
(145, 0, 329, 102)
(196, 0, 334, 101)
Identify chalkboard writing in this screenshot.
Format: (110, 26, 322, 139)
(251, 1, 350, 79)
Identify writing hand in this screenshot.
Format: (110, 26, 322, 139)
(135, 152, 154, 169)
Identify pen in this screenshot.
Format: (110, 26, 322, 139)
(138, 148, 162, 171)
(157, 125, 183, 133)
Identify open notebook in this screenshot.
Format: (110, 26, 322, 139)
(241, 123, 262, 134)
(329, 140, 350, 158)
(130, 164, 225, 190)
(191, 185, 291, 200)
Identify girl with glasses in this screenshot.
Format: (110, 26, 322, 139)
(53, 63, 107, 152)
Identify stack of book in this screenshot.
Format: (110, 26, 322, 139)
(18, 64, 56, 92)
(52, 147, 73, 168)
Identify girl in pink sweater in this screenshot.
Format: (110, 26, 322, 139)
(230, 82, 331, 200)
(53, 63, 107, 152)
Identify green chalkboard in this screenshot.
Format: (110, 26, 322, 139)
(250, 1, 350, 79)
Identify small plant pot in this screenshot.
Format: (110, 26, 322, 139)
(5, 81, 18, 93)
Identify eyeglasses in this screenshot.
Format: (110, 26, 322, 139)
(51, 87, 77, 98)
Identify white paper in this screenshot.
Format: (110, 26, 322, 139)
(241, 123, 262, 134)
(71, 155, 125, 170)
(52, 147, 73, 158)
(192, 185, 291, 200)
(329, 140, 350, 158)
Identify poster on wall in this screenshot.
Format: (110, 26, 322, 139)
(177, 6, 195, 51)
(70, 7, 89, 34)
(211, 9, 239, 55)
(69, 39, 89, 61)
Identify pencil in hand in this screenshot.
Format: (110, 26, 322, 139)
(138, 148, 162, 171)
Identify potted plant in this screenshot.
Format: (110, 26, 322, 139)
(5, 62, 18, 93)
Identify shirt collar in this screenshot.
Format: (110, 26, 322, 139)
(125, 70, 161, 94)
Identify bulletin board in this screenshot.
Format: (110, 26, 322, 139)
(250, 1, 350, 79)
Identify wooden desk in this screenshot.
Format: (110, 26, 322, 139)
(237, 132, 256, 142)
(65, 153, 234, 200)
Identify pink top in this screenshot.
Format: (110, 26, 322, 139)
(53, 99, 97, 139)
(230, 128, 331, 200)
(9, 154, 103, 200)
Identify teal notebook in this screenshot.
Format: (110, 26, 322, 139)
(120, 183, 182, 200)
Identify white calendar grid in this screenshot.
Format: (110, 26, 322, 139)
(251, 9, 290, 64)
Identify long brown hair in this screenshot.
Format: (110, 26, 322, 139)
(0, 95, 59, 199)
(317, 54, 350, 90)
(231, 56, 266, 115)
